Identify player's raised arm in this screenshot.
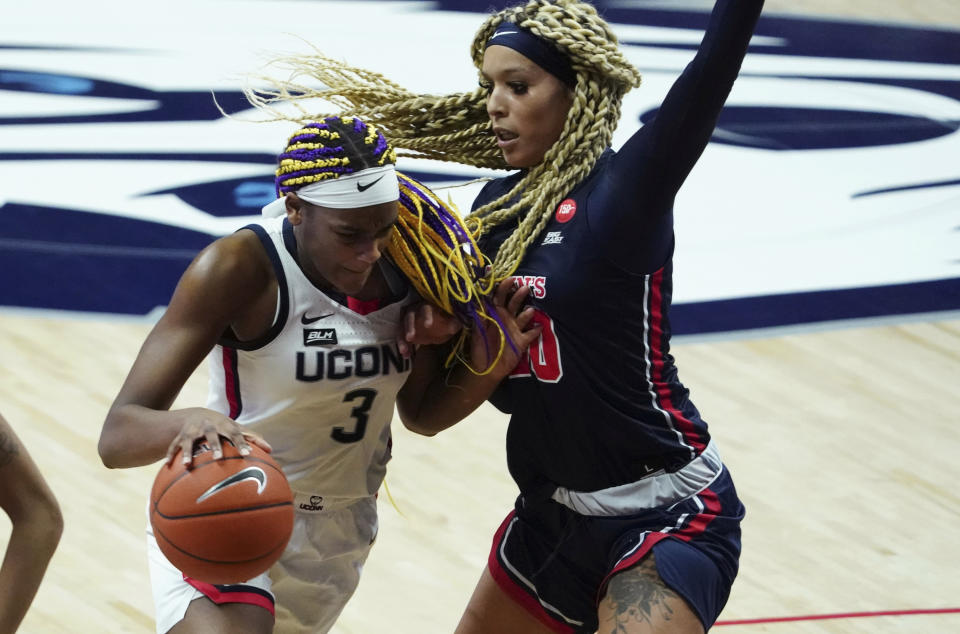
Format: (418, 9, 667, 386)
(616, 0, 765, 194)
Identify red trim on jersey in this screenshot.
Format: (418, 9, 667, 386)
(185, 577, 275, 615)
(487, 512, 576, 634)
(347, 296, 381, 315)
(221, 347, 242, 419)
(647, 268, 707, 452)
(597, 486, 723, 602)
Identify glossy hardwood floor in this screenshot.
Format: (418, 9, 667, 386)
(2, 310, 958, 633)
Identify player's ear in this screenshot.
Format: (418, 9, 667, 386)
(285, 192, 304, 225)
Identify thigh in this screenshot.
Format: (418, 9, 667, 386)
(597, 553, 703, 634)
(169, 598, 273, 634)
(147, 523, 275, 633)
(456, 567, 564, 634)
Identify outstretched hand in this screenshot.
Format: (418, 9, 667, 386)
(164, 407, 272, 466)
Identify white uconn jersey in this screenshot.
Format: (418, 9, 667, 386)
(206, 216, 413, 500)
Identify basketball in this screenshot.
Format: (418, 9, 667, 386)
(150, 439, 294, 584)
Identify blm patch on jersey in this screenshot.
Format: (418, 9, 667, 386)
(303, 328, 338, 346)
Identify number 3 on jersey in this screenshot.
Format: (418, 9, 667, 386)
(510, 309, 562, 382)
(331, 388, 376, 443)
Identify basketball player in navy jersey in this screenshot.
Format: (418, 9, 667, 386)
(97, 117, 538, 634)
(0, 411, 63, 633)
(251, 0, 765, 631)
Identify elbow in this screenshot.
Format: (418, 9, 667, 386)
(97, 435, 115, 468)
(402, 419, 439, 437)
(46, 501, 65, 547)
(398, 411, 439, 437)
(396, 387, 452, 437)
(97, 422, 125, 469)
(98, 439, 123, 469)
(31, 494, 64, 552)
(397, 394, 432, 436)
(98, 406, 137, 469)
(397, 403, 441, 437)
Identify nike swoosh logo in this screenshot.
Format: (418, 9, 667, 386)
(356, 175, 385, 192)
(489, 31, 518, 40)
(196, 467, 267, 503)
(301, 312, 334, 324)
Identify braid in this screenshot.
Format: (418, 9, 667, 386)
(467, 0, 641, 278)
(275, 117, 507, 372)
(389, 173, 510, 371)
(249, 0, 641, 281)
(245, 46, 504, 169)
(275, 116, 396, 195)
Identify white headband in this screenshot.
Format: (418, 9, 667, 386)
(261, 164, 399, 217)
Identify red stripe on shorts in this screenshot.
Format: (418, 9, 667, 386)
(185, 577, 275, 615)
(673, 487, 722, 542)
(487, 512, 577, 634)
(597, 486, 723, 603)
(598, 531, 672, 604)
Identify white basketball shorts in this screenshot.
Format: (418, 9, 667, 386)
(146, 494, 378, 633)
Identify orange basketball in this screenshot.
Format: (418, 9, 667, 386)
(150, 439, 294, 584)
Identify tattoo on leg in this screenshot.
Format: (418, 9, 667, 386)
(603, 555, 679, 633)
(0, 430, 20, 468)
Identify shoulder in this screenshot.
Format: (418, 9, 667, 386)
(180, 228, 274, 304)
(472, 172, 525, 210)
(201, 228, 271, 277)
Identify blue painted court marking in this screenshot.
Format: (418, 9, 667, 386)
(1, 1, 957, 332)
(672, 277, 960, 336)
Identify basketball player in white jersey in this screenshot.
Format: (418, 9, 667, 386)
(97, 117, 539, 633)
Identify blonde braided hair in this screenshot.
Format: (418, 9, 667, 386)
(244, 0, 641, 281)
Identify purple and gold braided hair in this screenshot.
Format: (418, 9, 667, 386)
(277, 117, 511, 371)
(275, 116, 395, 195)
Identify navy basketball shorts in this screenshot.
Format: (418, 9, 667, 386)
(487, 463, 744, 633)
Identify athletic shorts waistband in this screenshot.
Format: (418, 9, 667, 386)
(550, 441, 723, 516)
(291, 492, 373, 513)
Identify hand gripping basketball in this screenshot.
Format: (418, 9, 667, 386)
(150, 439, 294, 584)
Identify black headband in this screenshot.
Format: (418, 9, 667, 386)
(485, 22, 576, 88)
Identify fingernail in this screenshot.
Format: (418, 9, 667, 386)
(240, 446, 251, 455)
(213, 449, 222, 459)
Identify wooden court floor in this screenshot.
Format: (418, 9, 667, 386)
(1, 2, 959, 633)
(2, 311, 958, 633)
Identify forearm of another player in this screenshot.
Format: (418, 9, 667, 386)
(0, 430, 63, 634)
(397, 346, 504, 436)
(0, 507, 62, 633)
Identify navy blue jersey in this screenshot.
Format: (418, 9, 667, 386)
(475, 0, 763, 496)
